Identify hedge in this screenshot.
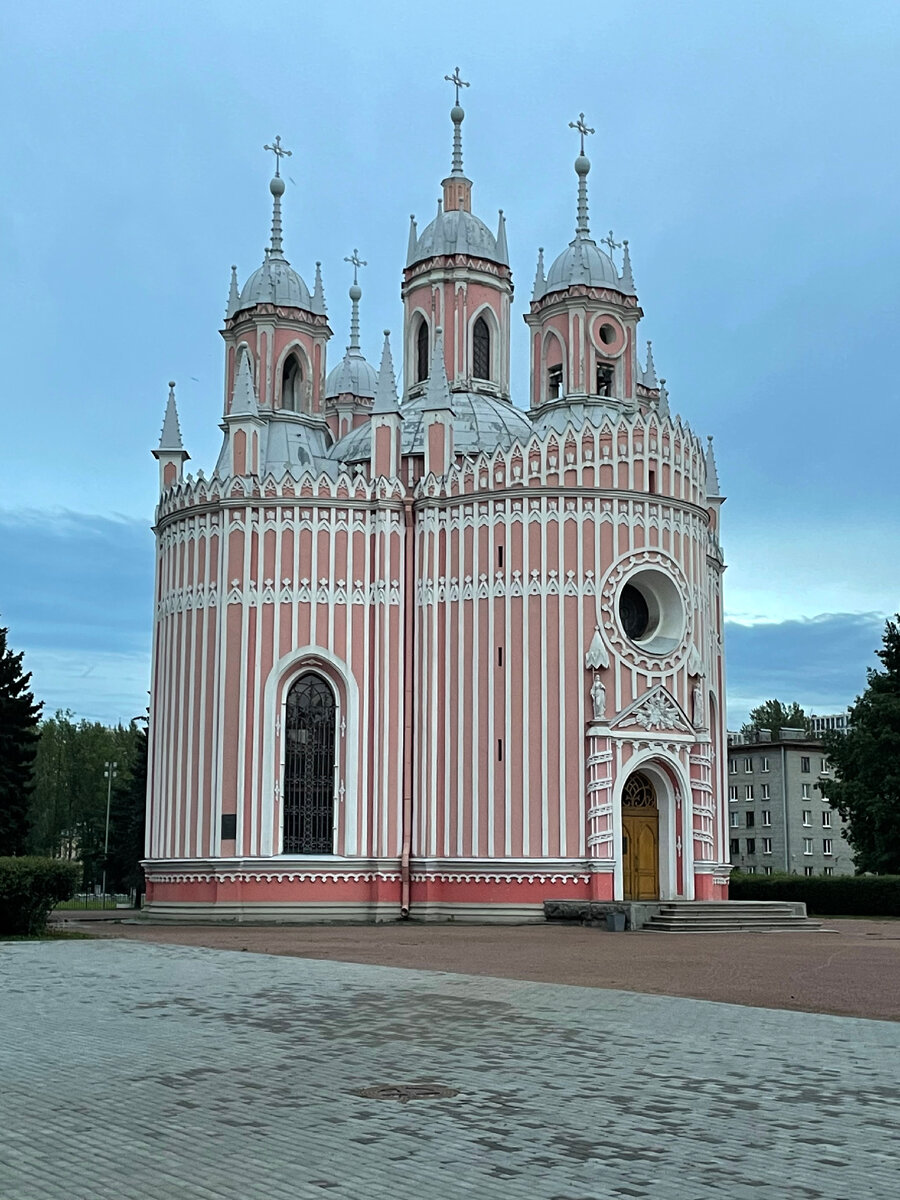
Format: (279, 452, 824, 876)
(730, 871, 900, 916)
(0, 857, 80, 936)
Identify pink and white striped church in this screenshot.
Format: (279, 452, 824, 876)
(144, 78, 730, 921)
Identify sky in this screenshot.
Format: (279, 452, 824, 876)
(1, 0, 897, 727)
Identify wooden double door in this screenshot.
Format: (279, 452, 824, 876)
(622, 772, 660, 900)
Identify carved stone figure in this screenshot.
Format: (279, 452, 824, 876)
(591, 672, 607, 722)
(692, 683, 705, 728)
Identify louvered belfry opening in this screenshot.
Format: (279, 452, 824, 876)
(282, 673, 336, 854)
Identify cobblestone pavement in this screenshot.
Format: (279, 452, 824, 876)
(3, 940, 898, 1200)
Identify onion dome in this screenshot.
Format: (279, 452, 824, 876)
(536, 115, 635, 301)
(232, 139, 321, 317)
(325, 251, 377, 399)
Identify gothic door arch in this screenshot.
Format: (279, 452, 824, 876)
(622, 771, 659, 900)
(282, 673, 337, 854)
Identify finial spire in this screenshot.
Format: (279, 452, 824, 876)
(372, 330, 400, 415)
(263, 137, 291, 257)
(231, 353, 259, 416)
(343, 249, 366, 352)
(496, 210, 509, 264)
(157, 381, 185, 451)
(568, 113, 594, 237)
(311, 261, 326, 315)
(226, 265, 239, 318)
(445, 67, 469, 176)
(407, 215, 418, 265)
(621, 239, 636, 291)
(532, 246, 546, 300)
(423, 327, 455, 414)
(706, 435, 722, 496)
(644, 340, 658, 388)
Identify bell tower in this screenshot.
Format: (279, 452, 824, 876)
(401, 71, 513, 405)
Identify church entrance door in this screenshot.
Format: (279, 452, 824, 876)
(282, 673, 336, 854)
(622, 772, 659, 900)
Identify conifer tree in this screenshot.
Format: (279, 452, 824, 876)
(0, 623, 43, 855)
(823, 616, 900, 874)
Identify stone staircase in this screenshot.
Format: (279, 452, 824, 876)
(643, 900, 822, 933)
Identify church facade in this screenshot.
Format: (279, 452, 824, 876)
(144, 82, 730, 921)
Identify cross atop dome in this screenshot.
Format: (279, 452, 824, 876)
(263, 135, 292, 178)
(444, 67, 470, 180)
(344, 248, 367, 286)
(568, 112, 594, 156)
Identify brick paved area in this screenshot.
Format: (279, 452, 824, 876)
(2, 940, 898, 1199)
(71, 915, 900, 1021)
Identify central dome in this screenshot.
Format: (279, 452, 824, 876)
(408, 209, 506, 268)
(236, 255, 312, 313)
(543, 237, 622, 297)
(325, 351, 377, 400)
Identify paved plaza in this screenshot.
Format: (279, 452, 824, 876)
(2, 939, 898, 1199)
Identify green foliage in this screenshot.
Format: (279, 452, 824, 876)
(0, 856, 80, 935)
(0, 623, 43, 855)
(730, 870, 900, 916)
(27, 714, 146, 890)
(823, 616, 900, 874)
(741, 699, 810, 740)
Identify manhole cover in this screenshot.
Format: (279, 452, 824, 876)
(352, 1084, 460, 1103)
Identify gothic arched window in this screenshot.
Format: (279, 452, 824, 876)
(473, 315, 491, 381)
(282, 354, 303, 411)
(416, 319, 429, 383)
(282, 673, 336, 854)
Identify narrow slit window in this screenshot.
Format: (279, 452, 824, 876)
(648, 468, 657, 494)
(547, 364, 563, 400)
(497, 545, 504, 568)
(497, 646, 503, 667)
(498, 738, 503, 762)
(281, 354, 303, 411)
(416, 319, 429, 383)
(473, 315, 491, 380)
(596, 362, 614, 396)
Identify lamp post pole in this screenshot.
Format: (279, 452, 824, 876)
(102, 761, 117, 897)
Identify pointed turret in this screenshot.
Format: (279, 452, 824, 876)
(532, 247, 545, 301)
(406, 215, 418, 265)
(226, 265, 239, 318)
(223, 354, 264, 476)
(152, 381, 190, 491)
(706, 435, 722, 499)
(643, 341, 658, 388)
(311, 261, 327, 315)
(324, 251, 377, 423)
(370, 330, 403, 477)
(231, 353, 259, 416)
(621, 239, 636, 293)
(496, 210, 508, 263)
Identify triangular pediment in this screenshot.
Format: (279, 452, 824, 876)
(610, 684, 694, 736)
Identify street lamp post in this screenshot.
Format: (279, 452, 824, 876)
(102, 761, 117, 897)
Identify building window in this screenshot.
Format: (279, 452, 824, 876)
(746, 812, 755, 828)
(802, 783, 810, 799)
(802, 810, 811, 826)
(804, 866, 815, 876)
(744, 757, 753, 773)
(730, 838, 740, 856)
(803, 838, 813, 854)
(729, 759, 737, 775)
(823, 838, 833, 856)
(745, 785, 754, 800)
(822, 811, 832, 828)
(746, 838, 756, 855)
(820, 757, 828, 772)
(762, 838, 772, 854)
(416, 318, 429, 383)
(761, 810, 771, 826)
(473, 315, 491, 381)
(730, 812, 740, 828)
(823, 866, 834, 876)
(763, 866, 773, 875)
(729, 785, 739, 801)
(761, 756, 770, 772)
(746, 865, 756, 874)
(761, 783, 770, 800)
(801, 756, 810, 773)
(547, 363, 563, 400)
(282, 672, 336, 855)
(596, 362, 614, 396)
(281, 353, 303, 411)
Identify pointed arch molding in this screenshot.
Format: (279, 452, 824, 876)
(273, 339, 313, 410)
(260, 646, 360, 857)
(467, 301, 502, 388)
(613, 751, 694, 900)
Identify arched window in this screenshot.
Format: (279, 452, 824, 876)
(282, 673, 336, 854)
(473, 315, 491, 381)
(281, 354, 303, 411)
(416, 319, 429, 383)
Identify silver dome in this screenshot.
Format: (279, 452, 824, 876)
(408, 209, 507, 268)
(236, 254, 312, 313)
(329, 392, 532, 464)
(543, 236, 621, 297)
(325, 351, 378, 400)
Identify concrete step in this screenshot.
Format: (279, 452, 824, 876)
(645, 921, 822, 932)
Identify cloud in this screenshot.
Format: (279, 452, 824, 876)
(725, 612, 888, 726)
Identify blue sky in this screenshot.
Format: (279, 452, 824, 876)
(2, 1, 897, 726)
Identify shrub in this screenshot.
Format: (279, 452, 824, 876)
(0, 857, 80, 935)
(730, 871, 900, 916)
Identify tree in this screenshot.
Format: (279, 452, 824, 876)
(0, 623, 42, 855)
(105, 718, 148, 894)
(741, 699, 810, 740)
(823, 616, 900, 874)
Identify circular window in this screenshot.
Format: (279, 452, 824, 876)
(599, 323, 616, 345)
(617, 568, 685, 655)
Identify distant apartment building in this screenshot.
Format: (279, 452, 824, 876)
(809, 710, 852, 736)
(725, 729, 854, 877)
